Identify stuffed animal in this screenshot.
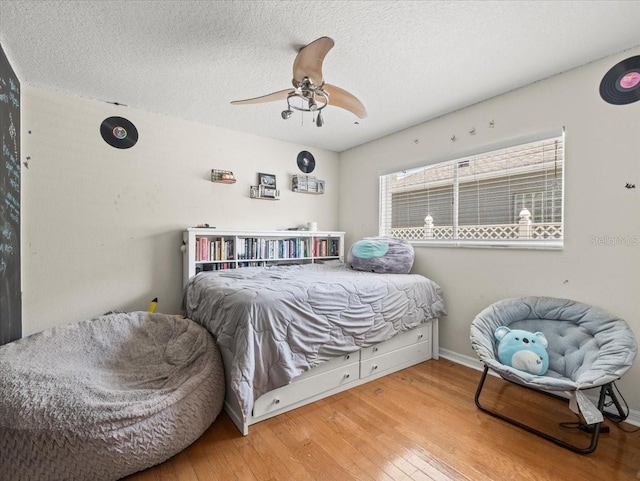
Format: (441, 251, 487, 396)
(495, 326, 549, 375)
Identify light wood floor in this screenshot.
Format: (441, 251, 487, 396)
(123, 359, 640, 481)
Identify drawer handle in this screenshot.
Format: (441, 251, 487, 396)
(418, 334, 424, 340)
(373, 347, 379, 352)
(345, 354, 350, 360)
(373, 365, 378, 370)
(344, 373, 350, 379)
(274, 398, 280, 404)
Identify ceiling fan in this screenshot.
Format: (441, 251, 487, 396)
(230, 36, 367, 127)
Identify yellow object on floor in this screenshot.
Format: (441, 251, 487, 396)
(148, 298, 158, 313)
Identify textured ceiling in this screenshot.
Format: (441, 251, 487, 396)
(1, 0, 640, 152)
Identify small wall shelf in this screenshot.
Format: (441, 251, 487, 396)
(211, 169, 237, 184)
(250, 195, 280, 201)
(250, 185, 280, 200)
(292, 174, 324, 194)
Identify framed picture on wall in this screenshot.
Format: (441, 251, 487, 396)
(259, 173, 276, 187)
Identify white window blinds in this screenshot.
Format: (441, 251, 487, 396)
(379, 132, 564, 248)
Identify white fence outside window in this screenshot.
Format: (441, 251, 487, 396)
(391, 210, 563, 241)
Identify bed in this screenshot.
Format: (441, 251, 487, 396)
(183, 260, 446, 434)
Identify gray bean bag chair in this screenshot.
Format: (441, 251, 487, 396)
(0, 311, 225, 481)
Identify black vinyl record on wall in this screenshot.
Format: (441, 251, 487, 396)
(100, 116, 138, 149)
(599, 55, 640, 105)
(297, 151, 315, 173)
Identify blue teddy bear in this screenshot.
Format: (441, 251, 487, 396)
(495, 326, 549, 375)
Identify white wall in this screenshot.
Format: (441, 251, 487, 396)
(21, 86, 340, 335)
(339, 48, 640, 411)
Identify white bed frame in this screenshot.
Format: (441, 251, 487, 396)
(182, 228, 441, 434)
(221, 319, 439, 435)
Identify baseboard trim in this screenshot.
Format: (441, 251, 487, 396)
(438, 348, 640, 428)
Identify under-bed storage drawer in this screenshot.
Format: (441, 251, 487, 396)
(360, 340, 432, 379)
(361, 323, 431, 360)
(252, 354, 360, 417)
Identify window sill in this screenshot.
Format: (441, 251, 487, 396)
(409, 239, 564, 250)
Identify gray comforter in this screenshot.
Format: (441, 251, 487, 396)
(183, 261, 446, 417)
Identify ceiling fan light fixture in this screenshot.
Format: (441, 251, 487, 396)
(230, 37, 367, 127)
(287, 89, 328, 113)
(285, 90, 327, 124)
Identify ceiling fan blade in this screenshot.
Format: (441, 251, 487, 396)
(292, 36, 335, 86)
(323, 84, 367, 119)
(231, 89, 294, 105)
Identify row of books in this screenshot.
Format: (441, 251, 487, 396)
(314, 238, 340, 257)
(195, 237, 234, 262)
(237, 237, 310, 260)
(196, 260, 286, 275)
(195, 236, 341, 262)
(197, 263, 235, 273)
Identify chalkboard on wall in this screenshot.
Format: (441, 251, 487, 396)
(0, 43, 21, 345)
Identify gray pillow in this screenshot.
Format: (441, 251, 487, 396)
(348, 237, 414, 274)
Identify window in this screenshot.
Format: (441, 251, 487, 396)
(379, 132, 564, 249)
